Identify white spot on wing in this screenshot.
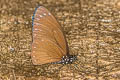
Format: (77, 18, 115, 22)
(48, 13, 51, 15)
(40, 15, 43, 18)
(33, 56, 35, 58)
(35, 18, 40, 20)
(34, 28, 38, 30)
(34, 46, 36, 48)
(43, 13, 46, 16)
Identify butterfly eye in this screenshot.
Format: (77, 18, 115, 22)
(31, 6, 76, 65)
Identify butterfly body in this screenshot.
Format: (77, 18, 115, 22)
(31, 6, 76, 65)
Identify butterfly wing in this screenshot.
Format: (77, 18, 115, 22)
(31, 38, 64, 65)
(31, 6, 68, 65)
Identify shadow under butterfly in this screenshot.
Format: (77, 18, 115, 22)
(31, 6, 77, 65)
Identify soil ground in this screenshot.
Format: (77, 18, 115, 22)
(0, 0, 120, 80)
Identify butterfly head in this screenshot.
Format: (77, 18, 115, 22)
(67, 55, 77, 63)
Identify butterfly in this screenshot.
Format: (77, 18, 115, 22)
(31, 6, 76, 65)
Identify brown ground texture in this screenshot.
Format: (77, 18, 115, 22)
(0, 0, 120, 80)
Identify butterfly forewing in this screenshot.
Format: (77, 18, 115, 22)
(33, 6, 67, 54)
(31, 6, 68, 65)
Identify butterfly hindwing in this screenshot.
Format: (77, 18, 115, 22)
(31, 38, 63, 65)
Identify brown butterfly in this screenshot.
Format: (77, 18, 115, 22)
(31, 6, 76, 65)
